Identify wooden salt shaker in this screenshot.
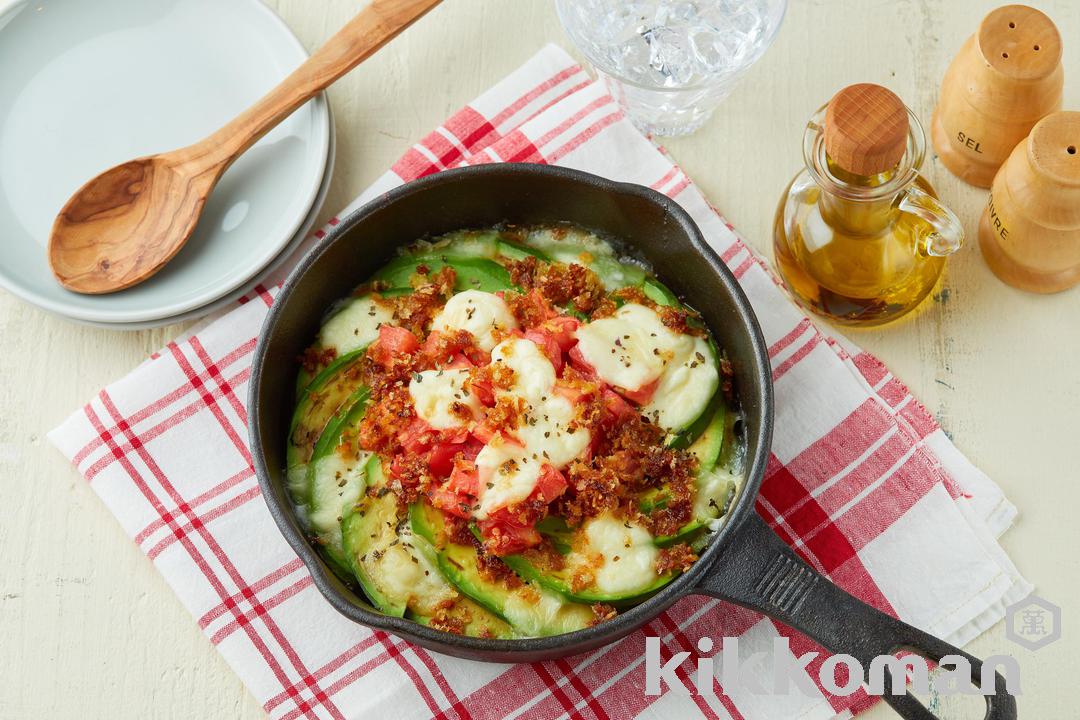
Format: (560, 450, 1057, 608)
(980, 111, 1080, 293)
(931, 5, 1063, 188)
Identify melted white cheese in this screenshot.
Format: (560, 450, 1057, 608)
(488, 337, 590, 470)
(514, 392, 590, 469)
(578, 513, 660, 595)
(575, 303, 719, 431)
(431, 290, 517, 351)
(490, 337, 555, 401)
(642, 336, 719, 430)
(409, 368, 480, 430)
(319, 296, 394, 354)
(475, 437, 541, 519)
(573, 303, 693, 392)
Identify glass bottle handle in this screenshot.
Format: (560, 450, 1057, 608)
(898, 186, 965, 257)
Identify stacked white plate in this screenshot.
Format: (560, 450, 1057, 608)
(0, 0, 334, 329)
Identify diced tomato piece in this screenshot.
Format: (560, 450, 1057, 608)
(428, 455, 482, 518)
(398, 417, 436, 455)
(446, 460, 480, 497)
(477, 517, 542, 556)
(459, 437, 484, 461)
(427, 435, 483, 478)
(524, 329, 564, 374)
(463, 346, 491, 367)
(466, 377, 494, 405)
(467, 376, 496, 407)
(620, 377, 659, 405)
(429, 483, 473, 518)
(553, 378, 591, 405)
(602, 388, 637, 424)
(439, 427, 470, 445)
(471, 422, 495, 444)
(445, 352, 474, 370)
(587, 388, 636, 458)
(534, 464, 568, 503)
(541, 315, 580, 352)
(421, 330, 448, 362)
(371, 325, 419, 367)
(379, 325, 419, 355)
(423, 330, 489, 367)
(567, 344, 597, 380)
(427, 443, 460, 479)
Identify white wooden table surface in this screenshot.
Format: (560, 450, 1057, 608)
(2, 0, 1077, 717)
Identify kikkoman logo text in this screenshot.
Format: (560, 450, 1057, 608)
(644, 637, 1021, 698)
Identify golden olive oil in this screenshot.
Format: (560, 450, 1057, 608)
(773, 86, 964, 327)
(773, 171, 946, 326)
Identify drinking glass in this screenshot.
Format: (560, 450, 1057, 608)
(556, 0, 787, 136)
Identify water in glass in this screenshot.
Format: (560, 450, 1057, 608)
(556, 0, 787, 136)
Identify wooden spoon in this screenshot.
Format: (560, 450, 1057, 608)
(48, 0, 442, 295)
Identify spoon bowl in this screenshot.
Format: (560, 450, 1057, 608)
(47, 0, 442, 295)
(50, 154, 222, 293)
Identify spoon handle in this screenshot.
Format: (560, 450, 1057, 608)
(201, 0, 442, 166)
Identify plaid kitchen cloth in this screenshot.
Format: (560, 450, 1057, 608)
(50, 45, 1031, 720)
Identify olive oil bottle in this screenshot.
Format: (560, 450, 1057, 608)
(773, 84, 965, 326)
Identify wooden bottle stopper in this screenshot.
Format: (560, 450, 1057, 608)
(825, 84, 909, 176)
(979, 111, 1080, 293)
(932, 5, 1063, 188)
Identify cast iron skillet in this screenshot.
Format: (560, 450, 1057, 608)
(249, 163, 1015, 719)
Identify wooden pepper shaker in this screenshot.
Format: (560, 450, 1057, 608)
(931, 5, 1063, 188)
(979, 111, 1080, 293)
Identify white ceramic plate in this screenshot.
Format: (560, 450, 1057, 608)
(0, 0, 331, 323)
(81, 110, 336, 331)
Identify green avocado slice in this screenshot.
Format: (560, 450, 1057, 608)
(499, 512, 679, 605)
(341, 459, 452, 617)
(410, 501, 595, 636)
(374, 254, 513, 293)
(641, 277, 680, 307)
(339, 460, 516, 634)
(409, 595, 516, 639)
(651, 404, 740, 546)
(286, 347, 368, 504)
(496, 239, 549, 261)
(305, 390, 371, 572)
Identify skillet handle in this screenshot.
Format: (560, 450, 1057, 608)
(694, 513, 1017, 720)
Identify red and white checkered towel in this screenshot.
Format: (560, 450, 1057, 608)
(50, 45, 1030, 720)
